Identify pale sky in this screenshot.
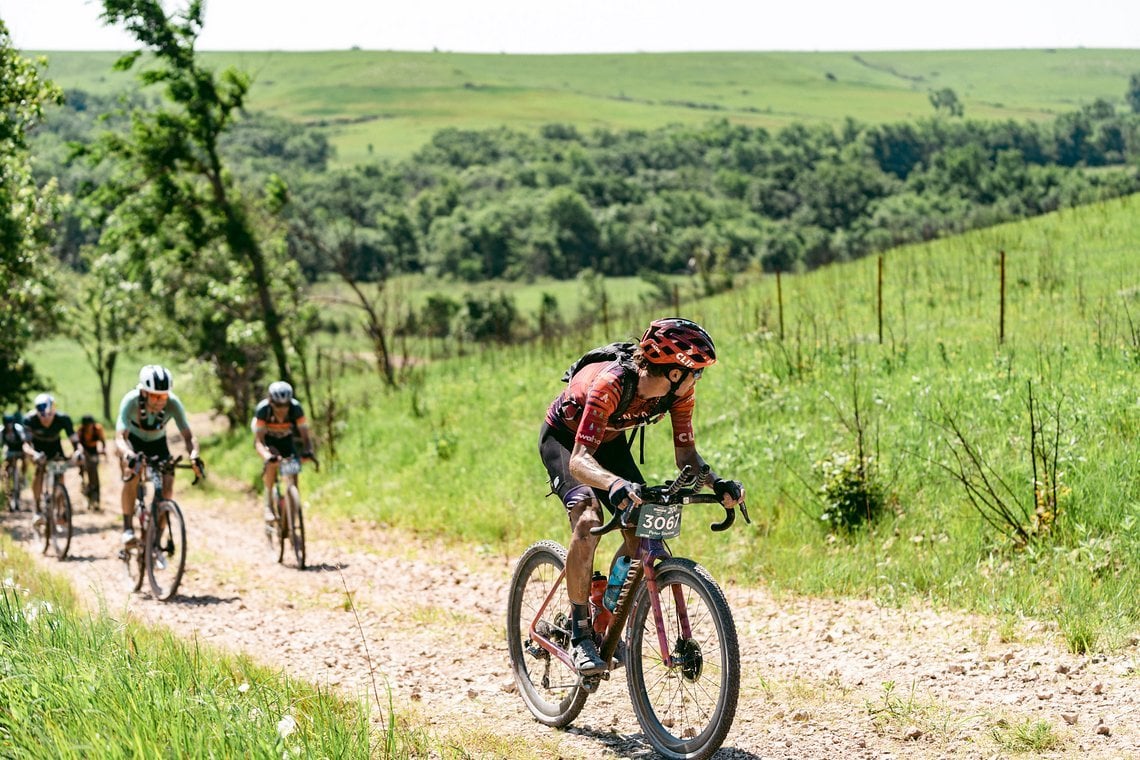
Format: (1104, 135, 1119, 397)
(1, 0, 1138, 53)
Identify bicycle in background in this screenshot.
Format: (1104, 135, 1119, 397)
(4, 452, 23, 512)
(507, 465, 748, 760)
(78, 451, 102, 512)
(264, 452, 317, 570)
(35, 456, 74, 559)
(121, 454, 199, 601)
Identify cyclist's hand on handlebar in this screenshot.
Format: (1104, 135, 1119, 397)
(608, 479, 643, 510)
(713, 478, 745, 508)
(192, 457, 206, 479)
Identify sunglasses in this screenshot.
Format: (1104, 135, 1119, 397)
(35, 403, 52, 413)
(692, 369, 704, 380)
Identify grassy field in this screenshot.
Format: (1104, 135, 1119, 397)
(30, 48, 1140, 164)
(260, 193, 1140, 653)
(22, 193, 1140, 653)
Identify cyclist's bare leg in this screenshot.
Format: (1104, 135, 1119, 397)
(566, 494, 603, 605)
(31, 463, 45, 508)
(262, 459, 279, 493)
(161, 471, 174, 501)
(119, 452, 138, 525)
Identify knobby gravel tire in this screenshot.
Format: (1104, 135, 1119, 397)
(506, 540, 589, 727)
(286, 485, 305, 570)
(147, 499, 187, 601)
(625, 557, 740, 760)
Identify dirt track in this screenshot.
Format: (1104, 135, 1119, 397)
(4, 438, 1140, 759)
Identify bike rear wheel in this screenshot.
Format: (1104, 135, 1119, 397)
(285, 484, 305, 569)
(48, 485, 72, 559)
(147, 500, 187, 601)
(265, 486, 284, 563)
(506, 540, 589, 727)
(626, 558, 740, 760)
(5, 462, 19, 512)
(84, 460, 101, 512)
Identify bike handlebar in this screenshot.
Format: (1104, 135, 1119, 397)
(122, 454, 204, 486)
(589, 464, 751, 536)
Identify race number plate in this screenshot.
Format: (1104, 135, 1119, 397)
(636, 502, 682, 539)
(280, 458, 302, 476)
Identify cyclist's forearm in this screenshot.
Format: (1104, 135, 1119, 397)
(568, 443, 620, 491)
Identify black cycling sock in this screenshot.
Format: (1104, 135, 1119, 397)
(570, 602, 591, 643)
(123, 515, 133, 532)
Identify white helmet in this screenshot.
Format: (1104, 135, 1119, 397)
(268, 380, 293, 404)
(138, 365, 173, 394)
(34, 393, 55, 413)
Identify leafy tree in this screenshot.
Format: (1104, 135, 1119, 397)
(87, 0, 293, 387)
(67, 250, 148, 420)
(0, 22, 63, 406)
(929, 87, 964, 118)
(1126, 73, 1140, 114)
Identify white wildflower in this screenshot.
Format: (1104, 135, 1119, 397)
(277, 714, 297, 739)
(238, 682, 250, 694)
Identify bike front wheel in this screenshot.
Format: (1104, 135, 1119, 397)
(506, 540, 589, 728)
(48, 485, 72, 559)
(147, 500, 187, 601)
(626, 558, 740, 760)
(265, 486, 284, 563)
(285, 485, 305, 570)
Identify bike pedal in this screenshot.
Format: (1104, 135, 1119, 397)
(579, 674, 603, 694)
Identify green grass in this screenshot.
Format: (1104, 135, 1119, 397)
(0, 531, 429, 758)
(29, 49, 1140, 163)
(278, 193, 1140, 649)
(24, 195, 1140, 653)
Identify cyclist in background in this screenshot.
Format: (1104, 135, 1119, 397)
(252, 381, 315, 525)
(3, 413, 29, 509)
(115, 365, 203, 546)
(78, 414, 107, 506)
(22, 394, 82, 527)
(538, 317, 746, 675)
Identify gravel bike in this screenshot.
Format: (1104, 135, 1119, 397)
(78, 451, 102, 512)
(4, 453, 23, 512)
(35, 456, 74, 559)
(121, 454, 198, 601)
(264, 453, 317, 570)
(507, 465, 749, 760)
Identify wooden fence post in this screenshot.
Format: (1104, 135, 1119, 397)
(776, 270, 785, 341)
(999, 250, 1006, 344)
(877, 254, 884, 345)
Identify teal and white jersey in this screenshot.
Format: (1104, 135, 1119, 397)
(115, 389, 190, 442)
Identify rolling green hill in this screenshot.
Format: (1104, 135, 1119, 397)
(31, 48, 1140, 164)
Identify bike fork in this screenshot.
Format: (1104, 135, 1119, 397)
(643, 565, 694, 668)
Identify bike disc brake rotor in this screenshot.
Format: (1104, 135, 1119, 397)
(673, 636, 704, 682)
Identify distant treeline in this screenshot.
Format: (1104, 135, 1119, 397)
(34, 90, 1140, 283)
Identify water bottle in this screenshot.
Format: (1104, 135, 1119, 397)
(589, 572, 611, 635)
(603, 555, 632, 611)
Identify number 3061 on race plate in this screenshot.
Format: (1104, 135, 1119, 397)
(636, 502, 682, 539)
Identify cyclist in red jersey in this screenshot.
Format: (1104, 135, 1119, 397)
(538, 317, 746, 675)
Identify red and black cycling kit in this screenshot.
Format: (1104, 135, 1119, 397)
(252, 398, 308, 457)
(540, 360, 695, 511)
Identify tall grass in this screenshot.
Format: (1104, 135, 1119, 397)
(0, 533, 425, 758)
(271, 194, 1140, 648)
(27, 195, 1140, 651)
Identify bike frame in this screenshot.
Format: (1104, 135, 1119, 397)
(41, 457, 70, 504)
(526, 531, 682, 673)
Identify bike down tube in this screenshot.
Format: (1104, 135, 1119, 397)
(526, 565, 580, 673)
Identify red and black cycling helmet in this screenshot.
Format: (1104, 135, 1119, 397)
(639, 317, 717, 369)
